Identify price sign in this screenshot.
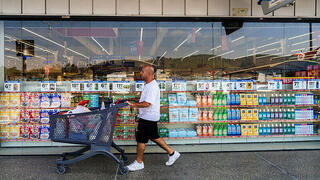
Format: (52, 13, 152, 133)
(112, 81, 131, 92)
(84, 81, 97, 91)
(222, 81, 233, 90)
(4, 81, 20, 92)
(98, 81, 110, 91)
(268, 80, 282, 90)
(197, 81, 210, 91)
(71, 81, 81, 91)
(246, 81, 254, 90)
(209, 80, 221, 91)
(172, 80, 187, 91)
(135, 81, 145, 91)
(158, 81, 166, 91)
(307, 79, 318, 90)
(236, 80, 247, 90)
(293, 79, 307, 90)
(41, 81, 56, 92)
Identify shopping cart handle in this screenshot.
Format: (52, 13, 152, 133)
(115, 103, 129, 109)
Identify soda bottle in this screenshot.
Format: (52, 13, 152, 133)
(218, 124, 223, 136)
(223, 124, 228, 136)
(222, 94, 227, 105)
(213, 93, 218, 106)
(223, 109, 227, 120)
(214, 124, 219, 136)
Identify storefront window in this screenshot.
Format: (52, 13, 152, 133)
(1, 20, 319, 150)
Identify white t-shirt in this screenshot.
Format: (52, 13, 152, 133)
(138, 80, 160, 121)
(71, 105, 91, 114)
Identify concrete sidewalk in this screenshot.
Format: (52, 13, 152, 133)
(1, 150, 319, 180)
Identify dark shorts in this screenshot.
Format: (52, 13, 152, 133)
(136, 118, 160, 143)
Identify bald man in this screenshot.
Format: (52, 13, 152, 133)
(126, 65, 180, 171)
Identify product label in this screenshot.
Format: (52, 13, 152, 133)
(135, 81, 145, 91)
(98, 81, 110, 91)
(209, 80, 221, 91)
(158, 81, 166, 91)
(307, 79, 319, 90)
(112, 81, 131, 92)
(293, 79, 307, 90)
(41, 81, 56, 92)
(83, 81, 98, 91)
(71, 81, 82, 91)
(4, 81, 20, 92)
(172, 80, 187, 91)
(268, 80, 282, 90)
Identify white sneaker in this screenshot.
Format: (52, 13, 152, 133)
(166, 151, 180, 166)
(126, 160, 144, 171)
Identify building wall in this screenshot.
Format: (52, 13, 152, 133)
(0, 0, 318, 17)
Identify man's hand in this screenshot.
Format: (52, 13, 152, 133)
(125, 101, 135, 107)
(125, 101, 151, 108)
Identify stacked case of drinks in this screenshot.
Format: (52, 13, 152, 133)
(196, 123, 241, 137)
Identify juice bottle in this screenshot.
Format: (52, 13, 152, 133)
(208, 110, 214, 121)
(236, 109, 241, 120)
(196, 95, 202, 106)
(231, 93, 236, 105)
(207, 95, 213, 106)
(231, 109, 236, 120)
(202, 95, 208, 106)
(226, 94, 231, 105)
(258, 93, 263, 105)
(259, 124, 263, 135)
(291, 123, 296, 135)
(227, 109, 232, 120)
(263, 94, 267, 105)
(291, 94, 296, 105)
(202, 125, 208, 136)
(283, 94, 287, 105)
(270, 94, 275, 104)
(279, 94, 283, 105)
(227, 123, 232, 136)
(282, 109, 287, 119)
(236, 93, 240, 105)
(259, 109, 263, 120)
(266, 124, 271, 135)
(208, 124, 214, 136)
(236, 123, 241, 136)
(231, 123, 236, 136)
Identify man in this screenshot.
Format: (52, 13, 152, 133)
(126, 65, 180, 171)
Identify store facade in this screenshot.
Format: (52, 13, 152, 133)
(1, 0, 320, 154)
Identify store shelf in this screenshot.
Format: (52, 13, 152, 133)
(165, 104, 318, 109)
(0, 123, 50, 126)
(114, 134, 320, 141)
(157, 119, 320, 125)
(0, 107, 71, 110)
(0, 139, 50, 142)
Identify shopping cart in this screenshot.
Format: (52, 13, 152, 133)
(49, 103, 129, 175)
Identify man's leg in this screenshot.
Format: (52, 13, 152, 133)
(151, 138, 174, 154)
(137, 142, 146, 163)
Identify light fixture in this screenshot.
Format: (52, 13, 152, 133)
(181, 50, 199, 61)
(256, 48, 279, 55)
(5, 55, 19, 60)
(22, 27, 89, 59)
(210, 45, 221, 51)
(288, 32, 314, 40)
(231, 36, 244, 43)
(291, 39, 316, 46)
(208, 50, 234, 60)
(91, 37, 110, 56)
(174, 28, 202, 52)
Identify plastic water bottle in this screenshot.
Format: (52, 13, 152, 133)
(270, 94, 275, 104)
(236, 123, 241, 136)
(236, 108, 241, 120)
(227, 109, 232, 120)
(292, 94, 296, 105)
(279, 94, 283, 105)
(231, 93, 236, 105)
(259, 109, 263, 120)
(227, 94, 231, 105)
(235, 93, 240, 105)
(258, 93, 263, 105)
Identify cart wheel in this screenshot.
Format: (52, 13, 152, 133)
(56, 166, 66, 174)
(122, 155, 129, 163)
(119, 166, 129, 175)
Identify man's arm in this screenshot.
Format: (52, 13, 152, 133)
(126, 101, 150, 108)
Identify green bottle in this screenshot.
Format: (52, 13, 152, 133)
(282, 109, 287, 120)
(214, 108, 218, 120)
(218, 109, 223, 120)
(291, 109, 295, 120)
(223, 123, 228, 136)
(214, 124, 219, 136)
(213, 94, 218, 106)
(291, 94, 296, 105)
(217, 94, 222, 106)
(218, 124, 223, 136)
(223, 109, 227, 120)
(291, 123, 295, 135)
(222, 94, 227, 106)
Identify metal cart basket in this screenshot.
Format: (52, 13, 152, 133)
(49, 103, 129, 175)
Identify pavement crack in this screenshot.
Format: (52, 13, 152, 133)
(255, 152, 298, 180)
